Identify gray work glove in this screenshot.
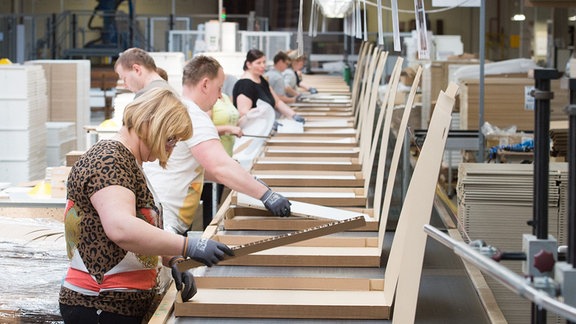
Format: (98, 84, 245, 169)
(261, 189, 291, 216)
(184, 237, 234, 267)
(169, 256, 197, 302)
(292, 114, 305, 124)
(256, 177, 292, 216)
(309, 87, 318, 94)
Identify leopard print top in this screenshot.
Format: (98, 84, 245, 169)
(59, 140, 162, 317)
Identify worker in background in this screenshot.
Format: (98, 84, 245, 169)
(114, 47, 172, 97)
(143, 55, 292, 235)
(265, 51, 299, 104)
(233, 48, 305, 124)
(283, 51, 317, 96)
(59, 88, 233, 323)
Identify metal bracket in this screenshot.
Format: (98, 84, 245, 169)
(531, 88, 555, 101)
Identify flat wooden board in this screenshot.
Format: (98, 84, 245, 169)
(251, 170, 364, 187)
(174, 289, 390, 319)
(194, 276, 383, 291)
(252, 156, 361, 171)
(263, 146, 360, 158)
(234, 192, 369, 221)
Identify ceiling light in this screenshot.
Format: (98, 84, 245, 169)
(511, 14, 526, 22)
(569, 15, 576, 22)
(316, 0, 354, 18)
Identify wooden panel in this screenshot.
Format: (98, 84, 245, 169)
(233, 192, 369, 221)
(174, 289, 390, 319)
(176, 216, 366, 271)
(251, 170, 364, 187)
(223, 216, 378, 232)
(195, 276, 383, 291)
(252, 156, 362, 171)
(263, 146, 360, 158)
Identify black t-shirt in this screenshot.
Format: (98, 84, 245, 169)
(232, 76, 275, 108)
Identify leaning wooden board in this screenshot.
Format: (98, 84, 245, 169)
(175, 216, 366, 271)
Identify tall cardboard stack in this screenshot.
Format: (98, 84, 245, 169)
(0, 65, 48, 184)
(458, 77, 568, 131)
(25, 60, 90, 151)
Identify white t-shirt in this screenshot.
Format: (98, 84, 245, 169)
(283, 68, 298, 90)
(143, 99, 219, 234)
(265, 68, 286, 96)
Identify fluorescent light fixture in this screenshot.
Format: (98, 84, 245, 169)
(511, 14, 526, 21)
(316, 0, 354, 18)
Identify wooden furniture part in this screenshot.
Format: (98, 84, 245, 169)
(176, 216, 367, 271)
(222, 205, 377, 231)
(251, 156, 362, 171)
(391, 82, 459, 324)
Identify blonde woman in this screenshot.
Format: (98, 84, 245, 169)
(59, 88, 233, 323)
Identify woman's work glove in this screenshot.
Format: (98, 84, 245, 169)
(183, 237, 234, 267)
(292, 114, 305, 124)
(309, 87, 318, 94)
(169, 256, 197, 302)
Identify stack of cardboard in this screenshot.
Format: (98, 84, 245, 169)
(26, 60, 90, 151)
(459, 77, 568, 131)
(457, 163, 567, 323)
(46, 122, 76, 167)
(0, 65, 48, 184)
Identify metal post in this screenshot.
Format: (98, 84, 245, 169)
(531, 68, 563, 324)
(51, 13, 56, 59)
(477, 0, 486, 162)
(568, 77, 576, 324)
(71, 13, 77, 49)
(568, 78, 576, 266)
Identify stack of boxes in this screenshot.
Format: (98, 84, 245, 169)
(46, 122, 76, 167)
(26, 60, 90, 151)
(0, 65, 48, 184)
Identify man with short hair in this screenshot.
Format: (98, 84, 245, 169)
(265, 51, 298, 104)
(142, 55, 292, 235)
(114, 47, 172, 97)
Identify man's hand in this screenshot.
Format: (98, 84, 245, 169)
(260, 189, 292, 217)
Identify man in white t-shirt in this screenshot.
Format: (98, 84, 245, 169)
(143, 55, 292, 234)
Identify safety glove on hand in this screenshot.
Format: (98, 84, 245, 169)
(169, 256, 197, 302)
(309, 87, 318, 94)
(292, 114, 305, 124)
(256, 177, 292, 216)
(261, 189, 292, 216)
(183, 237, 234, 267)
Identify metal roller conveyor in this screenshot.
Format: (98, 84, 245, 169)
(423, 224, 576, 323)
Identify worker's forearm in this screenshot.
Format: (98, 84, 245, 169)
(207, 164, 268, 199)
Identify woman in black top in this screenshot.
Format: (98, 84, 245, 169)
(232, 49, 304, 124)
